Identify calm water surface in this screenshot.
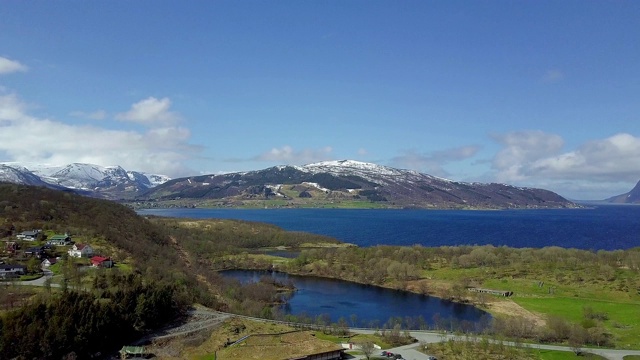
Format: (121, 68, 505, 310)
(139, 206, 640, 250)
(221, 269, 489, 329)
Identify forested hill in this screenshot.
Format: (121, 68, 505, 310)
(1, 183, 180, 278)
(0, 183, 213, 359)
(0, 182, 223, 306)
(0, 183, 343, 359)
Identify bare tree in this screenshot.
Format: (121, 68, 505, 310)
(359, 341, 376, 360)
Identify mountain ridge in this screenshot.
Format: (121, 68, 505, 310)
(606, 180, 640, 204)
(138, 160, 577, 209)
(0, 162, 171, 199)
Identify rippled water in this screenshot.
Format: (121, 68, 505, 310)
(221, 269, 490, 329)
(139, 205, 640, 250)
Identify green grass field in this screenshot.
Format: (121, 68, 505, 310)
(533, 349, 606, 359)
(423, 264, 640, 349)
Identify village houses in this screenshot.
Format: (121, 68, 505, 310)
(68, 243, 94, 258)
(16, 229, 42, 241)
(90, 256, 113, 268)
(47, 234, 72, 246)
(0, 264, 26, 279)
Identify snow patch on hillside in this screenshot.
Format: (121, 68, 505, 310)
(303, 182, 329, 193)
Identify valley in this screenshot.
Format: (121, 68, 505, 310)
(1, 184, 639, 359)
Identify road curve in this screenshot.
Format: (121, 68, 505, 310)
(351, 329, 640, 360)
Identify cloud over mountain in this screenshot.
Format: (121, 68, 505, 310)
(491, 131, 640, 198)
(256, 145, 334, 164)
(0, 92, 198, 177)
(391, 146, 481, 178)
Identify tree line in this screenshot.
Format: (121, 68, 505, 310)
(0, 272, 183, 360)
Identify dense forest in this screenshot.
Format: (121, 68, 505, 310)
(0, 273, 180, 359)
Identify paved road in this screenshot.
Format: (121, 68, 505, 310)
(13, 270, 61, 287)
(5, 289, 638, 360)
(350, 329, 640, 360)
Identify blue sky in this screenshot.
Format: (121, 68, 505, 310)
(1, 1, 639, 200)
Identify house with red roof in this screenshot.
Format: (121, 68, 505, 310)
(90, 256, 113, 268)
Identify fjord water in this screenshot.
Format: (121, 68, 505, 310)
(221, 269, 489, 329)
(139, 206, 640, 250)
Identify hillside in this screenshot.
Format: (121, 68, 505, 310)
(0, 183, 188, 280)
(606, 180, 640, 204)
(0, 183, 343, 359)
(138, 160, 576, 209)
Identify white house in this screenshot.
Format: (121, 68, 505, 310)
(41, 258, 58, 268)
(68, 243, 94, 258)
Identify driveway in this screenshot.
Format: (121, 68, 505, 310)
(13, 270, 60, 287)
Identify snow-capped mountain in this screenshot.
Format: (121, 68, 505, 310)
(142, 160, 577, 209)
(0, 162, 171, 199)
(0, 164, 53, 187)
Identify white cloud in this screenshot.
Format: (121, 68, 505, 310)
(0, 56, 28, 75)
(0, 93, 198, 177)
(256, 145, 333, 164)
(491, 130, 564, 182)
(391, 145, 481, 177)
(357, 148, 368, 156)
(69, 109, 108, 120)
(115, 97, 181, 125)
(529, 133, 640, 182)
(490, 131, 640, 199)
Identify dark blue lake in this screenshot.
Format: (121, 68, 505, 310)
(138, 206, 640, 250)
(221, 269, 489, 330)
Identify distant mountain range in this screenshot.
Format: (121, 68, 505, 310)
(0, 159, 586, 208)
(606, 180, 640, 204)
(138, 160, 577, 209)
(0, 162, 170, 199)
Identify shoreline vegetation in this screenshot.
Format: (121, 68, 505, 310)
(128, 197, 587, 210)
(0, 184, 638, 359)
(147, 216, 640, 348)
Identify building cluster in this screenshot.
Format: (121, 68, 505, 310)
(1, 229, 114, 280)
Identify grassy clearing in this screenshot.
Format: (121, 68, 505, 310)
(480, 277, 640, 348)
(420, 264, 640, 348)
(421, 340, 607, 360)
(533, 349, 606, 359)
(152, 318, 307, 360)
(145, 316, 406, 360)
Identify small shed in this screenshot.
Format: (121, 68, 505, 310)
(119, 346, 147, 359)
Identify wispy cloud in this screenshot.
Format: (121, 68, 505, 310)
(255, 145, 333, 165)
(0, 92, 199, 177)
(69, 109, 108, 120)
(115, 97, 181, 126)
(542, 69, 564, 83)
(0, 56, 28, 75)
(390, 145, 481, 177)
